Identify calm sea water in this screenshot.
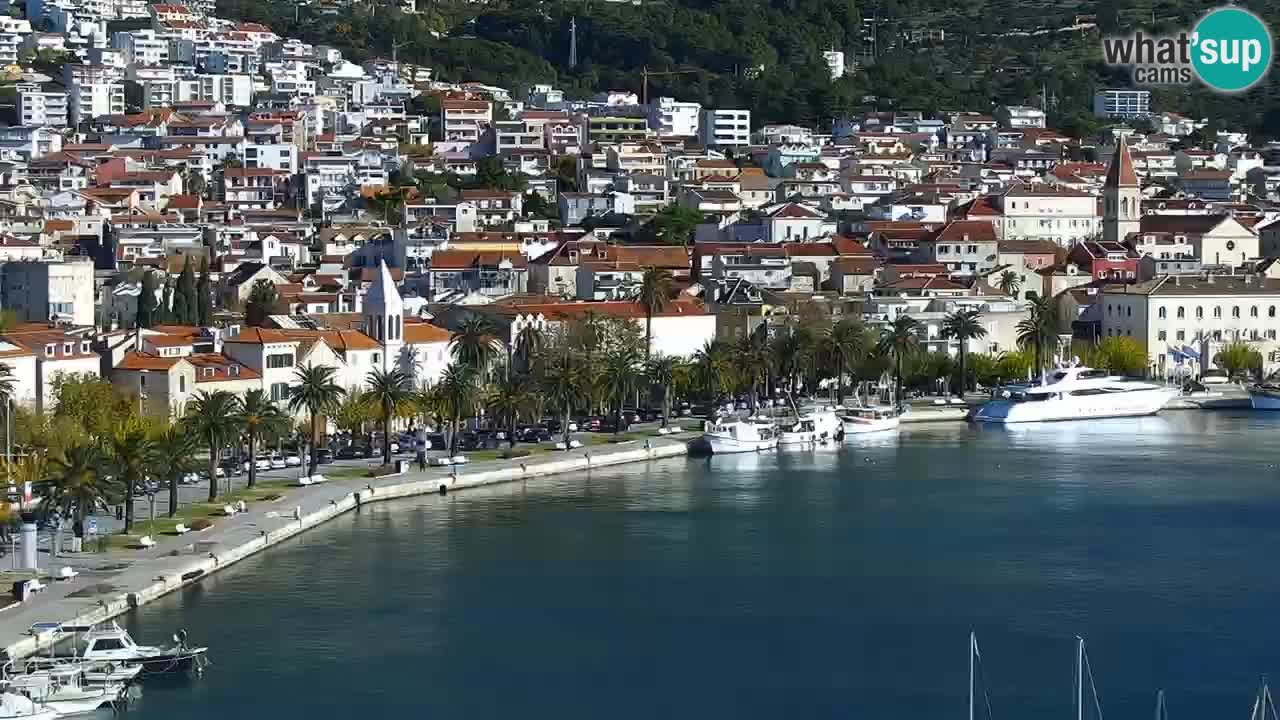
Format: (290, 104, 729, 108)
(118, 411, 1280, 719)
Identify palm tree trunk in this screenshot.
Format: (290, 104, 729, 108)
(958, 344, 967, 397)
(613, 397, 623, 437)
(206, 437, 218, 502)
(562, 400, 571, 449)
(382, 409, 392, 466)
(895, 354, 903, 410)
(168, 471, 178, 517)
(645, 311, 653, 360)
(124, 480, 134, 533)
(661, 385, 670, 428)
(307, 413, 319, 477)
(247, 433, 257, 489)
(836, 353, 846, 405)
(449, 412, 460, 456)
(508, 412, 516, 449)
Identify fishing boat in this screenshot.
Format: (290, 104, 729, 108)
(840, 405, 901, 435)
(14, 658, 140, 687)
(973, 365, 1176, 423)
(701, 418, 777, 454)
(6, 666, 126, 716)
(74, 623, 207, 676)
(777, 409, 843, 447)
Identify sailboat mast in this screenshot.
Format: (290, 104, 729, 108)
(969, 631, 975, 720)
(1076, 636, 1084, 720)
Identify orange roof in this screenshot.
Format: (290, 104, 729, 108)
(188, 352, 260, 382)
(117, 352, 180, 371)
(403, 323, 450, 344)
(1106, 135, 1139, 188)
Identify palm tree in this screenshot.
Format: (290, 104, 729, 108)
(941, 309, 988, 396)
(770, 331, 812, 415)
(876, 316, 920, 409)
(366, 368, 412, 466)
(603, 345, 643, 436)
(288, 365, 345, 476)
(245, 279, 279, 327)
(513, 323, 545, 372)
(186, 391, 242, 502)
(46, 442, 115, 531)
(236, 390, 289, 489)
(997, 270, 1022, 297)
(437, 364, 478, 456)
(540, 351, 586, 449)
(693, 340, 732, 402)
(637, 267, 673, 359)
(153, 423, 198, 517)
(450, 317, 501, 374)
(646, 355, 678, 427)
(486, 374, 531, 448)
(106, 420, 155, 533)
(1016, 296, 1061, 376)
(824, 318, 866, 405)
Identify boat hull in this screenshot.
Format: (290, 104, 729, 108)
(703, 435, 777, 454)
(841, 417, 900, 434)
(1250, 388, 1280, 410)
(973, 387, 1177, 423)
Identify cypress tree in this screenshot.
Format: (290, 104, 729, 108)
(173, 256, 196, 325)
(158, 278, 173, 325)
(136, 272, 157, 329)
(197, 258, 213, 326)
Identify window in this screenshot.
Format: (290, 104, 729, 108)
(179, 376, 185, 393)
(1158, 330, 1167, 341)
(1126, 307, 1132, 317)
(1233, 306, 1241, 319)
(372, 353, 381, 365)
(1177, 306, 1185, 319)
(1213, 306, 1222, 319)
(62, 343, 72, 354)
(80, 342, 89, 353)
(1158, 307, 1166, 319)
(266, 353, 294, 369)
(44, 344, 53, 355)
(1176, 330, 1186, 341)
(270, 382, 290, 402)
(1196, 306, 1204, 319)
(91, 639, 125, 651)
(1252, 306, 1259, 318)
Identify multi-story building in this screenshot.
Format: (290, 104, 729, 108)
(993, 183, 1099, 246)
(699, 108, 750, 148)
(440, 99, 492, 144)
(587, 115, 649, 144)
(68, 80, 125, 124)
(0, 258, 95, 327)
(648, 96, 700, 137)
(1093, 89, 1151, 119)
(223, 167, 288, 211)
(17, 85, 68, 127)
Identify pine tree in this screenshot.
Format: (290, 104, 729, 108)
(158, 278, 173, 325)
(197, 258, 213, 326)
(173, 256, 196, 325)
(136, 272, 157, 329)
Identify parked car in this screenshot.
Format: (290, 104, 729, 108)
(284, 454, 302, 467)
(315, 449, 334, 465)
(520, 426, 551, 442)
(270, 455, 287, 470)
(336, 446, 358, 460)
(426, 433, 446, 450)
(600, 417, 631, 433)
(255, 457, 272, 472)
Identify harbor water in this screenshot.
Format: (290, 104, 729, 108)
(120, 411, 1280, 719)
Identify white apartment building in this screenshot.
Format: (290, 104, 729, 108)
(175, 73, 252, 107)
(823, 50, 846, 79)
(648, 96, 700, 137)
(0, 126, 61, 160)
(997, 105, 1047, 129)
(0, 32, 24, 65)
(304, 154, 357, 211)
(112, 29, 169, 65)
(17, 86, 68, 128)
(1094, 89, 1151, 119)
(68, 81, 125, 124)
(243, 142, 297, 173)
(994, 184, 1099, 246)
(440, 99, 492, 144)
(700, 108, 750, 148)
(1101, 274, 1280, 377)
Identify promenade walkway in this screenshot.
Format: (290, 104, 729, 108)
(0, 432, 696, 658)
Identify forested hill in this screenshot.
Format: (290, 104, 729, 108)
(218, 0, 1280, 138)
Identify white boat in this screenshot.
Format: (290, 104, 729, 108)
(0, 692, 56, 720)
(1249, 384, 1280, 410)
(972, 366, 1177, 424)
(15, 659, 140, 687)
(6, 667, 124, 716)
(777, 410, 843, 446)
(74, 623, 207, 676)
(840, 406, 901, 435)
(702, 418, 777, 454)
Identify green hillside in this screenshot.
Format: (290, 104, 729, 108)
(218, 0, 1280, 137)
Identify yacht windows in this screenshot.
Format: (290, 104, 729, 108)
(1078, 370, 1110, 379)
(90, 638, 125, 651)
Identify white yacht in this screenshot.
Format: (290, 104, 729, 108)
(6, 667, 125, 716)
(702, 418, 777, 454)
(777, 410, 843, 446)
(840, 406, 902, 435)
(972, 366, 1177, 424)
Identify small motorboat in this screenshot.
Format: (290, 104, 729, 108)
(840, 405, 901, 435)
(6, 666, 125, 716)
(0, 691, 56, 720)
(75, 623, 207, 676)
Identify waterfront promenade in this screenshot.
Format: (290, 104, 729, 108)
(0, 432, 697, 659)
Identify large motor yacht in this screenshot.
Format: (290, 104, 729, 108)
(972, 365, 1177, 424)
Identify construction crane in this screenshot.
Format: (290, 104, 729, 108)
(640, 66, 696, 106)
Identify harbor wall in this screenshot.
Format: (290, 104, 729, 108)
(3, 441, 690, 660)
